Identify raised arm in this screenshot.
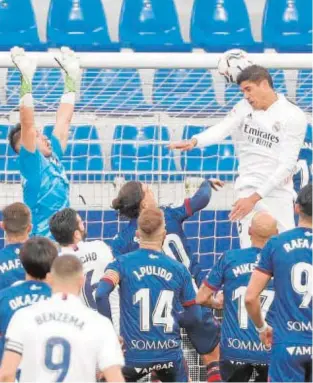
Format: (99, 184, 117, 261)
(171, 179, 223, 224)
(169, 103, 245, 151)
(11, 47, 37, 153)
(53, 48, 80, 152)
(188, 179, 224, 214)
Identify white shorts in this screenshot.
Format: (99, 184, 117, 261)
(236, 188, 295, 249)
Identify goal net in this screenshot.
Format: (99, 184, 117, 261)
(0, 52, 311, 382)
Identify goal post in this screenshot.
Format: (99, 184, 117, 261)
(0, 51, 311, 381)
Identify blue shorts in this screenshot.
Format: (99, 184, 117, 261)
(269, 344, 312, 382)
(123, 357, 189, 382)
(186, 307, 220, 355)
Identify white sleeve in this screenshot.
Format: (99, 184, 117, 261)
(256, 111, 307, 198)
(97, 241, 114, 262)
(97, 317, 124, 371)
(109, 287, 120, 335)
(5, 310, 26, 356)
(192, 101, 246, 147)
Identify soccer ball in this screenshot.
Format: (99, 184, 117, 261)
(218, 49, 253, 84)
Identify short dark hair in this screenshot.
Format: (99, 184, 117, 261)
(112, 181, 144, 219)
(2, 202, 31, 235)
(138, 208, 164, 236)
(51, 255, 83, 279)
(8, 123, 22, 154)
(296, 184, 312, 218)
(20, 237, 58, 279)
(49, 208, 79, 246)
(237, 65, 273, 88)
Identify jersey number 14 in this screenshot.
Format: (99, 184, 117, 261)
(134, 288, 174, 333)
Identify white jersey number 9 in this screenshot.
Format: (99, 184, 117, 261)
(291, 262, 313, 308)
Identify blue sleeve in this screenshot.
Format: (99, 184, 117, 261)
(205, 253, 225, 291)
(51, 134, 64, 160)
(110, 234, 127, 258)
(181, 267, 197, 306)
(19, 146, 42, 183)
(256, 239, 275, 276)
(96, 281, 114, 320)
(104, 259, 121, 275)
(111, 230, 135, 258)
(189, 254, 203, 288)
(170, 180, 212, 222)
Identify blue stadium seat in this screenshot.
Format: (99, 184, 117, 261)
(79, 69, 150, 113)
(0, 125, 20, 182)
(217, 142, 238, 180)
(262, 0, 312, 52)
(7, 69, 63, 110)
(153, 69, 219, 116)
(0, 0, 43, 50)
(44, 125, 104, 182)
(119, 0, 190, 52)
(190, 0, 262, 52)
(296, 69, 312, 111)
(181, 126, 218, 174)
(181, 126, 237, 180)
(111, 125, 177, 181)
(47, 0, 119, 51)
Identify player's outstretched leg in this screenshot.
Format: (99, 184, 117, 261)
(11, 47, 37, 104)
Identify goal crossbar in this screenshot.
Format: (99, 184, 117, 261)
(0, 52, 312, 69)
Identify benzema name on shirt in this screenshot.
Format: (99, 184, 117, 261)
(35, 311, 85, 330)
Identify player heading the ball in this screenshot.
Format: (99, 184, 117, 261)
(169, 60, 307, 248)
(8, 47, 80, 238)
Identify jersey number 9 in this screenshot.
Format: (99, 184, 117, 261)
(44, 337, 71, 382)
(291, 262, 312, 308)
